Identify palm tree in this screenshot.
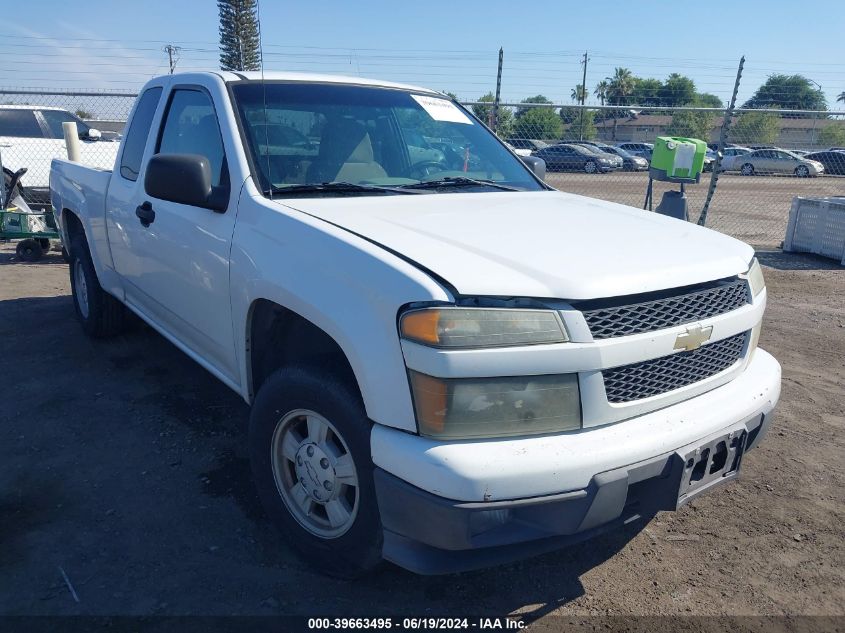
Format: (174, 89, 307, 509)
(571, 84, 587, 104)
(594, 80, 609, 106)
(606, 67, 635, 140)
(838, 91, 845, 104)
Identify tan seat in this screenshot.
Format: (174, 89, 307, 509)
(307, 119, 387, 183)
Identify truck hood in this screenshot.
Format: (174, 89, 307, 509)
(279, 190, 754, 300)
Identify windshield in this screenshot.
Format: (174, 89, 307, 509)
(231, 82, 543, 196)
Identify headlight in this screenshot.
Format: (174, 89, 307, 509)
(746, 258, 765, 297)
(409, 371, 581, 439)
(400, 307, 568, 348)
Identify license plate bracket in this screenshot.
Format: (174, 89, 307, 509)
(676, 429, 747, 508)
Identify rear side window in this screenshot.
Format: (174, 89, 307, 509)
(40, 110, 90, 139)
(0, 109, 43, 138)
(120, 87, 162, 181)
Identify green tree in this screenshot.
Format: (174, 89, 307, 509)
(695, 93, 723, 108)
(742, 74, 827, 113)
(666, 110, 716, 141)
(218, 0, 260, 71)
(660, 73, 697, 106)
(571, 84, 587, 103)
(442, 91, 459, 100)
(731, 111, 781, 145)
(74, 108, 94, 119)
(471, 92, 513, 136)
(837, 92, 845, 104)
(561, 110, 596, 141)
(818, 124, 845, 147)
(631, 78, 662, 107)
(516, 94, 553, 117)
(594, 80, 609, 106)
(514, 98, 562, 140)
(606, 68, 635, 140)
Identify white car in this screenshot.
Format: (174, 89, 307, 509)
(0, 105, 119, 207)
(719, 147, 753, 172)
(51, 72, 780, 576)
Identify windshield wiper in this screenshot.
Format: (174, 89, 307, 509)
(398, 176, 521, 192)
(265, 182, 423, 196)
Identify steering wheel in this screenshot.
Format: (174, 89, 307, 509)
(406, 161, 447, 180)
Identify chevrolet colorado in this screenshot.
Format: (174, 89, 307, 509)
(50, 71, 780, 576)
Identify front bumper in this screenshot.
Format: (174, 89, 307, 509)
(373, 349, 780, 574)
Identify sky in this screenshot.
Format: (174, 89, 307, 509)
(2, 0, 844, 116)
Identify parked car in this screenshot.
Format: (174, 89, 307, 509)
(0, 105, 119, 208)
(533, 143, 622, 173)
(505, 138, 549, 157)
(719, 147, 753, 172)
(584, 144, 648, 171)
(616, 142, 654, 160)
(51, 71, 780, 576)
(738, 149, 824, 177)
(803, 151, 845, 175)
(827, 147, 845, 153)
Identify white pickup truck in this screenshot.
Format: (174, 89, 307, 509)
(51, 71, 780, 576)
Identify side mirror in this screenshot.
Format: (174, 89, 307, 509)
(521, 155, 546, 181)
(85, 128, 101, 140)
(144, 153, 227, 212)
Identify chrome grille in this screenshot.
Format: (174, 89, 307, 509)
(581, 279, 749, 340)
(603, 331, 748, 403)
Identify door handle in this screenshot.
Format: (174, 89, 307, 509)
(135, 202, 155, 227)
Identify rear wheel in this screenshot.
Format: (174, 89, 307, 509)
(740, 163, 754, 176)
(795, 165, 810, 178)
(584, 160, 597, 174)
(68, 232, 127, 337)
(249, 365, 382, 578)
(15, 239, 42, 262)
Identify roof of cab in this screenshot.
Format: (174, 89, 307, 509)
(214, 70, 440, 95)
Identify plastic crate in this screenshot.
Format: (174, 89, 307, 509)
(784, 197, 845, 265)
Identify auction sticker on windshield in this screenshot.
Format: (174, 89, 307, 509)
(411, 95, 473, 125)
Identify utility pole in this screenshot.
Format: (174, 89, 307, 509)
(492, 47, 503, 134)
(579, 50, 589, 140)
(163, 44, 181, 74)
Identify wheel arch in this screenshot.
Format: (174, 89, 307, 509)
(246, 298, 363, 407)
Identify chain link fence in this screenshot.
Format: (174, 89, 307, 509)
(463, 101, 845, 248)
(2, 87, 843, 249)
(0, 88, 136, 208)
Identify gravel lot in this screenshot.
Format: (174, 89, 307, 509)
(1, 240, 843, 622)
(546, 172, 845, 248)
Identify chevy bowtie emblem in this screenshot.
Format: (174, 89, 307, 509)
(674, 324, 713, 351)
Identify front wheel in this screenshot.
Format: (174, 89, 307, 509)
(740, 163, 754, 176)
(584, 160, 597, 174)
(249, 365, 383, 577)
(795, 165, 810, 178)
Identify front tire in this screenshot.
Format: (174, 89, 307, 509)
(740, 163, 754, 176)
(68, 232, 127, 338)
(249, 365, 383, 577)
(795, 165, 810, 178)
(584, 160, 597, 174)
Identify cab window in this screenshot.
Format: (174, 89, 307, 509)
(156, 89, 227, 187)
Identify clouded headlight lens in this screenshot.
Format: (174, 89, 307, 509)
(746, 258, 765, 297)
(400, 307, 568, 348)
(409, 371, 581, 439)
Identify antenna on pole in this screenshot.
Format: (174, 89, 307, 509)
(163, 44, 181, 74)
(255, 0, 272, 199)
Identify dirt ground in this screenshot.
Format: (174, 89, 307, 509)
(0, 241, 843, 623)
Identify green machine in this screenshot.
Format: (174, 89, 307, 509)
(643, 136, 708, 220)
